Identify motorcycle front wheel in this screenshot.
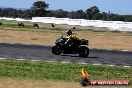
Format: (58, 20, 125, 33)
(80, 77, 91, 86)
(52, 46, 62, 55)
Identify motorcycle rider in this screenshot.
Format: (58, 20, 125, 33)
(65, 30, 79, 46)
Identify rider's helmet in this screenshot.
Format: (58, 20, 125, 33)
(66, 30, 72, 36)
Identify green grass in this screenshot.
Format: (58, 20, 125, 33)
(0, 19, 111, 32)
(0, 19, 65, 32)
(0, 23, 68, 33)
(0, 60, 131, 82)
(0, 23, 33, 28)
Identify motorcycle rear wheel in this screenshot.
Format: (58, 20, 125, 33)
(78, 46, 89, 57)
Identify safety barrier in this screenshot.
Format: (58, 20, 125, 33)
(0, 17, 132, 31)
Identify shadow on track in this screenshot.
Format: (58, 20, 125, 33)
(60, 54, 99, 58)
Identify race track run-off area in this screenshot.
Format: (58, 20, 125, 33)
(0, 43, 132, 67)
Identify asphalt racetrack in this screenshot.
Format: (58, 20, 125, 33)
(0, 43, 132, 66)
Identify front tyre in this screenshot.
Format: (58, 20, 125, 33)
(78, 46, 89, 57)
(80, 77, 91, 86)
(52, 46, 62, 55)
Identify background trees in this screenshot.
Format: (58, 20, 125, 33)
(31, 1, 49, 17)
(86, 6, 100, 19)
(0, 0, 131, 22)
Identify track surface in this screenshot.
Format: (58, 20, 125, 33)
(0, 43, 132, 66)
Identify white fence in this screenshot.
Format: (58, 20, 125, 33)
(1, 17, 132, 31)
(0, 17, 32, 22)
(32, 17, 132, 31)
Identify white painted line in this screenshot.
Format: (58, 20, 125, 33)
(123, 66, 131, 68)
(0, 58, 7, 60)
(107, 49, 113, 50)
(10, 43, 15, 44)
(17, 59, 26, 61)
(92, 64, 102, 65)
(31, 60, 40, 62)
(25, 44, 31, 46)
(61, 61, 71, 64)
(0, 57, 131, 68)
(122, 50, 129, 52)
(106, 65, 115, 67)
(80, 62, 87, 65)
(47, 60, 56, 63)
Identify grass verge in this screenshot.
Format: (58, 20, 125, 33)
(0, 23, 68, 33)
(0, 78, 131, 88)
(0, 19, 110, 32)
(0, 60, 131, 82)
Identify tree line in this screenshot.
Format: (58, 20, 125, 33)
(0, 1, 132, 22)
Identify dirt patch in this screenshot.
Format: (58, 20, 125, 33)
(0, 78, 131, 88)
(0, 29, 61, 46)
(0, 29, 132, 51)
(78, 31, 132, 51)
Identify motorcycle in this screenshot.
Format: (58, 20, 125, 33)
(52, 36, 89, 57)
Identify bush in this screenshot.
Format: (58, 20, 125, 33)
(51, 24, 55, 27)
(73, 27, 76, 29)
(18, 22, 24, 28)
(0, 22, 2, 25)
(33, 23, 39, 28)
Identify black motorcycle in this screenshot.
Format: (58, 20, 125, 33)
(52, 36, 89, 57)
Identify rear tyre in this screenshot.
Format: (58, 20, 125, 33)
(52, 46, 62, 55)
(78, 46, 89, 57)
